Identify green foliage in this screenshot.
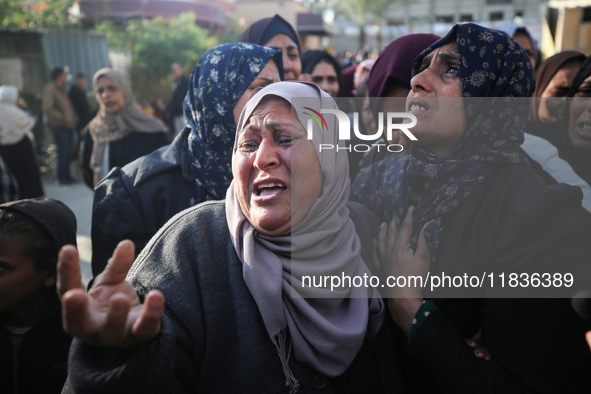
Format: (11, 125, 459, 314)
(216, 15, 242, 45)
(0, 0, 77, 29)
(95, 12, 217, 103)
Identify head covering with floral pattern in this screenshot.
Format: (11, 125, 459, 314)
(353, 23, 532, 260)
(185, 42, 283, 204)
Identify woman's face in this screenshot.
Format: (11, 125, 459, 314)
(95, 76, 125, 114)
(233, 60, 281, 124)
(233, 97, 321, 236)
(513, 32, 536, 70)
(568, 74, 591, 152)
(406, 42, 466, 157)
(538, 61, 582, 123)
(311, 61, 339, 97)
(265, 34, 301, 81)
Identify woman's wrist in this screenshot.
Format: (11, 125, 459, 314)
(387, 297, 424, 337)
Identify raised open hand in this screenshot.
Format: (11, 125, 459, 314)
(58, 240, 165, 347)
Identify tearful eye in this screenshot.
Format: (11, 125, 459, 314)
(239, 141, 258, 151)
(278, 136, 293, 145)
(447, 65, 459, 74)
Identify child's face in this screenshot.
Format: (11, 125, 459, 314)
(0, 235, 55, 327)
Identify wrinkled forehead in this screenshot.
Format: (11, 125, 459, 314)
(234, 82, 330, 149)
(243, 95, 293, 125)
(413, 30, 456, 73)
(418, 42, 458, 67)
(264, 33, 299, 56)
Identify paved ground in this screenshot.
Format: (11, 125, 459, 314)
(42, 166, 94, 287)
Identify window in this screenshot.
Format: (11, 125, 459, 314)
(582, 7, 591, 23)
(489, 11, 504, 21)
(436, 15, 454, 23)
(459, 14, 473, 22)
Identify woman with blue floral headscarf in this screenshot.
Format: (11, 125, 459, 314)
(355, 23, 591, 392)
(90, 43, 282, 275)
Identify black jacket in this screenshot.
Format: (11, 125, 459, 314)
(168, 75, 189, 117)
(68, 85, 93, 131)
(80, 126, 168, 190)
(90, 128, 193, 276)
(399, 166, 591, 393)
(0, 306, 72, 394)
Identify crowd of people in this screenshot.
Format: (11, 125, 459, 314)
(2, 13, 591, 393)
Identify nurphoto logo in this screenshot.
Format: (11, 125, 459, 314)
(303, 107, 418, 153)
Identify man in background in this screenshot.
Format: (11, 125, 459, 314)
(68, 73, 93, 162)
(68, 73, 93, 135)
(168, 62, 189, 138)
(42, 67, 78, 185)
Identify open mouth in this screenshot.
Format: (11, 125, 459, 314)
(576, 122, 591, 139)
(409, 104, 427, 111)
(407, 99, 431, 113)
(255, 182, 287, 197)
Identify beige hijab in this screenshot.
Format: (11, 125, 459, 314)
(226, 82, 384, 390)
(88, 68, 166, 170)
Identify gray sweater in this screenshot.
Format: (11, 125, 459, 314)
(65, 201, 404, 393)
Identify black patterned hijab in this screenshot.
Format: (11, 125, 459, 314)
(353, 23, 532, 260)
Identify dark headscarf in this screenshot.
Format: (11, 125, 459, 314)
(567, 54, 591, 97)
(240, 14, 301, 54)
(542, 55, 591, 185)
(185, 42, 283, 204)
(368, 33, 440, 119)
(368, 33, 440, 98)
(339, 64, 356, 98)
(301, 50, 341, 95)
(353, 23, 532, 259)
(530, 51, 586, 122)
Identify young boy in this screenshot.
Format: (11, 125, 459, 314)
(0, 197, 77, 393)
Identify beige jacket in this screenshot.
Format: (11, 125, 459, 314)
(42, 82, 78, 129)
